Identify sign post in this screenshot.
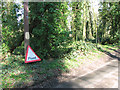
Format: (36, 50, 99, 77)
(24, 1, 41, 63)
(24, 1, 29, 55)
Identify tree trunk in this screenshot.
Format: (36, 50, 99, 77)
(92, 7, 97, 46)
(88, 11, 94, 40)
(83, 1, 86, 41)
(24, 1, 29, 55)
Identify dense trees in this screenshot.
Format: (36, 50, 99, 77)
(98, 2, 120, 44)
(70, 2, 82, 41)
(1, 1, 120, 59)
(29, 2, 70, 59)
(1, 2, 24, 54)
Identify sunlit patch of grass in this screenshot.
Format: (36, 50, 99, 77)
(2, 42, 118, 88)
(92, 50, 98, 53)
(98, 44, 118, 53)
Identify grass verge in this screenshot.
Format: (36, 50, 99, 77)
(1, 42, 118, 88)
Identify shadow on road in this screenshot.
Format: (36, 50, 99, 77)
(97, 47, 120, 61)
(53, 81, 84, 88)
(106, 47, 120, 54)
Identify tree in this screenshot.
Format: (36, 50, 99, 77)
(98, 2, 120, 44)
(1, 2, 23, 54)
(87, 3, 94, 40)
(29, 2, 69, 59)
(71, 2, 82, 41)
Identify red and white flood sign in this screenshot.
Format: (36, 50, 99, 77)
(25, 45, 41, 63)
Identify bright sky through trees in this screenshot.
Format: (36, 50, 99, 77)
(16, 0, 100, 22)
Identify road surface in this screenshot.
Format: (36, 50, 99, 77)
(54, 60, 118, 88)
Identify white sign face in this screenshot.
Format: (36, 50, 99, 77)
(25, 45, 41, 63)
(25, 32, 30, 39)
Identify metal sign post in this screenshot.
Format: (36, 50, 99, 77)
(24, 1, 29, 55)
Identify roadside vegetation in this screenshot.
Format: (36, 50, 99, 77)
(1, 42, 119, 88)
(1, 1, 119, 88)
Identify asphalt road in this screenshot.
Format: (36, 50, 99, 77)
(54, 60, 118, 88)
(31, 49, 119, 88)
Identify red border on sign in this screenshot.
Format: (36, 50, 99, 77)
(25, 45, 41, 63)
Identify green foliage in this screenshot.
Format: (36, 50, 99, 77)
(1, 2, 119, 59)
(1, 2, 23, 55)
(98, 2, 120, 44)
(13, 42, 24, 55)
(1, 55, 68, 88)
(1, 1, 120, 88)
(71, 41, 96, 53)
(29, 2, 70, 59)
(71, 2, 83, 41)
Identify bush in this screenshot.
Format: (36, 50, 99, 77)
(29, 2, 69, 59)
(71, 41, 96, 53)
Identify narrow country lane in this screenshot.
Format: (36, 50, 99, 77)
(30, 49, 119, 88)
(54, 60, 118, 88)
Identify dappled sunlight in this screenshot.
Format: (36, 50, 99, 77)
(97, 46, 120, 61)
(1, 1, 119, 88)
(1, 42, 119, 88)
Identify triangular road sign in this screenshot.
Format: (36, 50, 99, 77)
(25, 45, 41, 63)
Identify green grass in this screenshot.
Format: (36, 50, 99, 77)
(1, 55, 69, 88)
(98, 44, 119, 53)
(1, 42, 118, 88)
